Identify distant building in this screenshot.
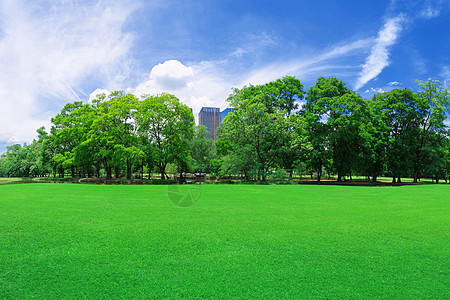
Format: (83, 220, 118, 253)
(198, 107, 221, 140)
(220, 108, 235, 123)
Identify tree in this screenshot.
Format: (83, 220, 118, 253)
(221, 99, 286, 181)
(222, 76, 304, 181)
(262, 76, 304, 115)
(228, 76, 304, 115)
(327, 93, 369, 181)
(360, 100, 391, 182)
(372, 88, 428, 183)
(51, 101, 93, 177)
(189, 125, 216, 173)
(412, 79, 450, 182)
(302, 77, 353, 181)
(276, 113, 310, 178)
(136, 94, 194, 179)
(88, 92, 142, 179)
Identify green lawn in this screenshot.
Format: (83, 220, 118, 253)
(0, 183, 448, 298)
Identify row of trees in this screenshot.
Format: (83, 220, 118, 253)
(1, 76, 449, 183)
(221, 77, 450, 183)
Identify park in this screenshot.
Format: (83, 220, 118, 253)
(1, 1, 450, 298)
(0, 71, 449, 299)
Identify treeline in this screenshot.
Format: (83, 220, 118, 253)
(1, 77, 449, 183)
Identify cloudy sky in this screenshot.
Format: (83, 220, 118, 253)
(1, 0, 449, 152)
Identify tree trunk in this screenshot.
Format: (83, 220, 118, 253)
(317, 164, 322, 182)
(106, 167, 112, 180)
(159, 165, 165, 180)
(126, 158, 132, 180)
(372, 175, 377, 182)
(397, 177, 401, 183)
(150, 165, 154, 179)
(392, 176, 396, 183)
(71, 165, 75, 178)
(261, 166, 267, 181)
(413, 163, 421, 183)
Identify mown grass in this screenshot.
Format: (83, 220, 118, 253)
(0, 183, 448, 298)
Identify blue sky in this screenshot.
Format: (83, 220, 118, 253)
(1, 0, 449, 152)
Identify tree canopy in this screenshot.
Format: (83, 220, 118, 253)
(1, 77, 449, 184)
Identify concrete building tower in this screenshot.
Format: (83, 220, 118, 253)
(198, 107, 221, 140)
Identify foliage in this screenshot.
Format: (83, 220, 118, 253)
(1, 76, 449, 183)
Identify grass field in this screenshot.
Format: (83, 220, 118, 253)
(0, 183, 448, 298)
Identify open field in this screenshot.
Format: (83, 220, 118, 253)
(0, 184, 448, 298)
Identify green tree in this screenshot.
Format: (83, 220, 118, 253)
(262, 75, 304, 114)
(327, 93, 369, 181)
(51, 101, 93, 177)
(373, 88, 428, 183)
(412, 79, 450, 182)
(277, 113, 310, 178)
(302, 77, 353, 181)
(220, 99, 286, 181)
(228, 75, 304, 115)
(136, 94, 194, 179)
(190, 125, 216, 173)
(89, 91, 142, 179)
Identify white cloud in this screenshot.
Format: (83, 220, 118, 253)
(388, 81, 401, 86)
(372, 87, 385, 93)
(89, 89, 111, 103)
(0, 0, 137, 144)
(131, 36, 373, 121)
(441, 66, 450, 86)
(364, 87, 386, 94)
(355, 16, 405, 90)
(133, 60, 234, 119)
(229, 32, 276, 59)
(149, 60, 194, 91)
(419, 6, 441, 19)
(240, 38, 372, 87)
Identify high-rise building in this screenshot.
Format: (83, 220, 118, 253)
(198, 107, 221, 140)
(220, 108, 235, 123)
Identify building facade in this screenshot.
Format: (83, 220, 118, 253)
(220, 108, 235, 123)
(198, 107, 221, 140)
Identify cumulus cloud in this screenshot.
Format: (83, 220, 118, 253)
(364, 87, 385, 94)
(355, 16, 405, 90)
(130, 35, 374, 120)
(89, 89, 112, 103)
(139, 60, 194, 92)
(0, 0, 136, 144)
(133, 60, 236, 119)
